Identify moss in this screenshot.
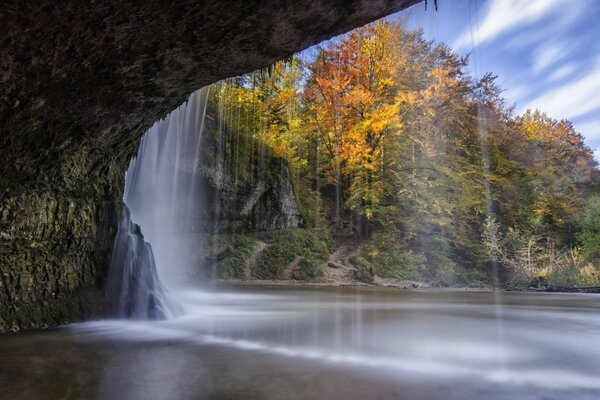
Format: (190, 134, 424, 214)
(214, 234, 258, 279)
(0, 286, 104, 333)
(0, 189, 118, 332)
(258, 228, 332, 257)
(253, 228, 333, 280)
(254, 244, 298, 279)
(291, 257, 324, 280)
(350, 255, 375, 283)
(194, 227, 332, 281)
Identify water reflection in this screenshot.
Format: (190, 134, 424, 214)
(1, 287, 600, 399)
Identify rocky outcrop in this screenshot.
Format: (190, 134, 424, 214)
(191, 97, 302, 233)
(195, 105, 302, 233)
(197, 158, 301, 233)
(0, 133, 137, 331)
(0, 174, 121, 331)
(0, 0, 421, 331)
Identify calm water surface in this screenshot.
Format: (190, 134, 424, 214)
(1, 286, 599, 400)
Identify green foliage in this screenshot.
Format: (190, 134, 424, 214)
(214, 234, 258, 279)
(579, 196, 600, 264)
(350, 256, 375, 283)
(291, 257, 324, 280)
(358, 230, 426, 280)
(208, 230, 333, 281)
(296, 184, 326, 228)
(258, 227, 333, 257)
(570, 264, 600, 287)
(253, 244, 298, 279)
(253, 228, 333, 280)
(483, 216, 600, 288)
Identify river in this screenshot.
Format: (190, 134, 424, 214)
(1, 286, 599, 399)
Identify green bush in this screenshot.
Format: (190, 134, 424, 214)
(253, 243, 298, 279)
(350, 255, 375, 283)
(253, 228, 332, 280)
(291, 257, 324, 280)
(214, 234, 257, 279)
(451, 266, 489, 286)
(358, 230, 426, 280)
(571, 264, 600, 287)
(579, 196, 600, 264)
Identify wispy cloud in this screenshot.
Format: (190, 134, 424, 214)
(408, 0, 599, 155)
(523, 57, 600, 121)
(502, 82, 532, 105)
(574, 120, 600, 142)
(547, 62, 578, 83)
(532, 41, 568, 73)
(453, 0, 562, 51)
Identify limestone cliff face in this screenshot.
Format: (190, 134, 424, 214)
(0, 0, 421, 331)
(193, 102, 302, 233)
(246, 161, 301, 231)
(196, 157, 301, 234)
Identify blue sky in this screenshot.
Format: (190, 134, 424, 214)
(392, 0, 600, 159)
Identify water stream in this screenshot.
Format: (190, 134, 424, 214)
(104, 206, 173, 319)
(1, 287, 599, 400)
(107, 87, 211, 318)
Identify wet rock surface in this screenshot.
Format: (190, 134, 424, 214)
(196, 156, 302, 233)
(0, 190, 119, 331)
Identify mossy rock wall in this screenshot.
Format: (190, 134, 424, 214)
(0, 135, 132, 332)
(0, 189, 120, 332)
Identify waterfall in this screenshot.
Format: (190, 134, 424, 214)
(107, 87, 210, 319)
(105, 206, 173, 319)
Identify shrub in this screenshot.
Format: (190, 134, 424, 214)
(350, 255, 375, 283)
(483, 217, 600, 288)
(358, 230, 426, 280)
(579, 196, 600, 264)
(291, 257, 324, 280)
(253, 244, 297, 279)
(214, 234, 257, 279)
(253, 228, 333, 280)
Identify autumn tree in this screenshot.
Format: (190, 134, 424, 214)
(304, 21, 409, 233)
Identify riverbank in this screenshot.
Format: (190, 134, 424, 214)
(213, 276, 600, 294)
